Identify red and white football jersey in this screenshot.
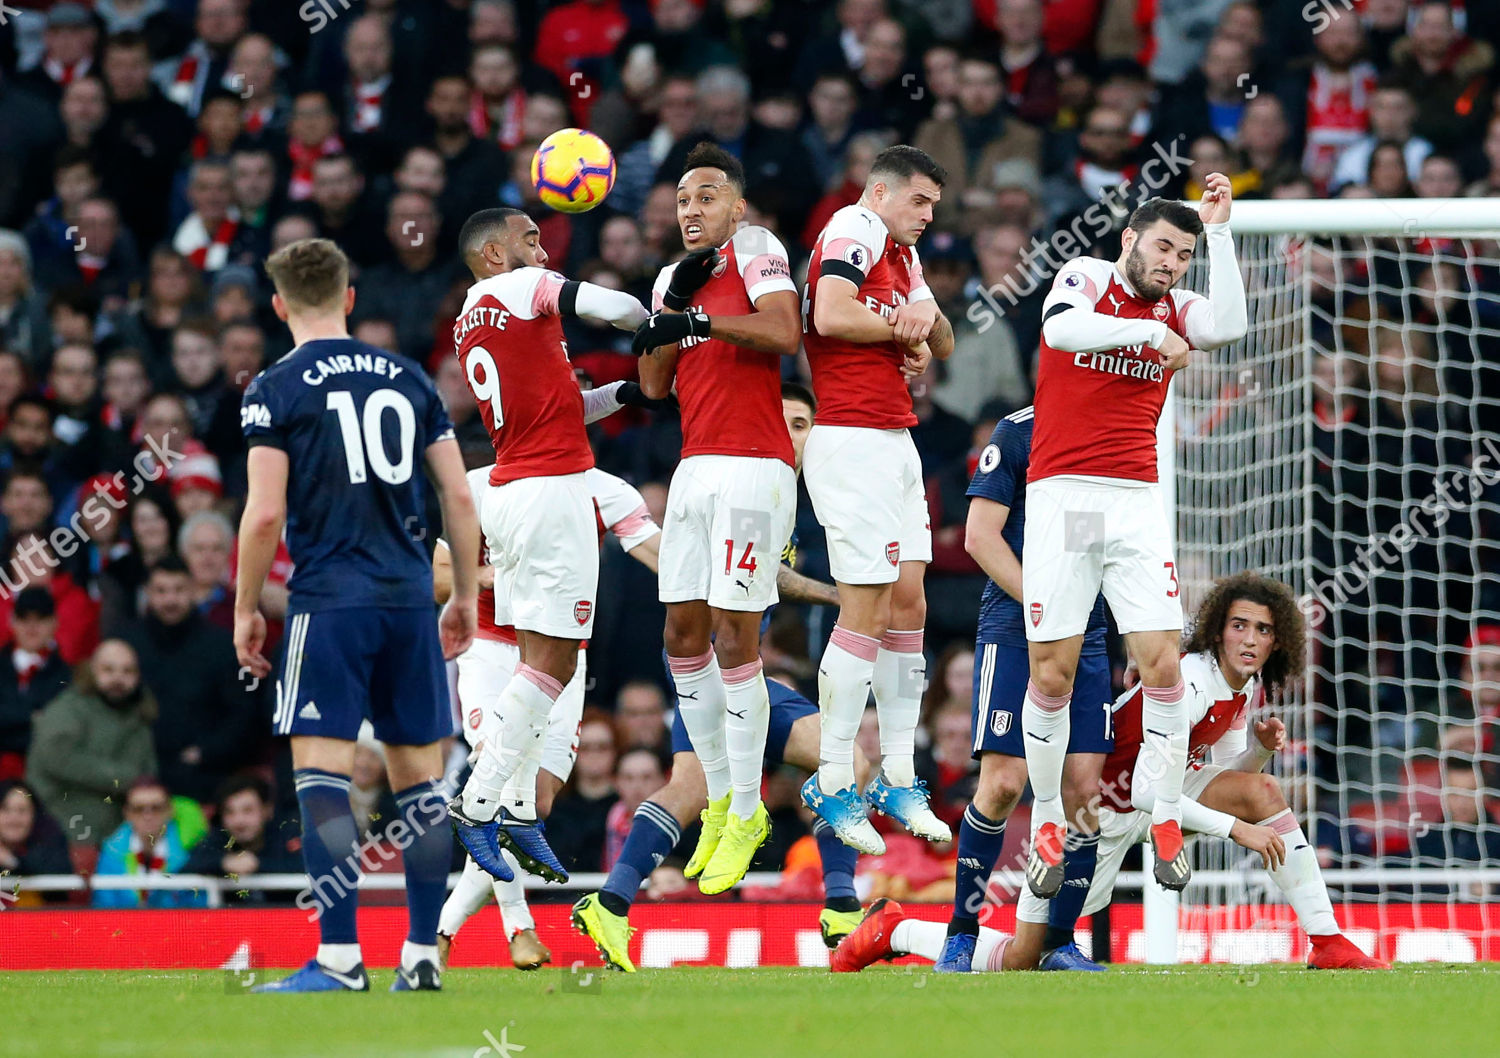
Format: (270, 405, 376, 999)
(1099, 651, 1262, 812)
(651, 225, 797, 466)
(803, 204, 933, 430)
(459, 465, 659, 645)
(1030, 256, 1210, 484)
(452, 267, 593, 486)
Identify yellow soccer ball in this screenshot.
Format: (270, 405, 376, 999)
(531, 128, 617, 214)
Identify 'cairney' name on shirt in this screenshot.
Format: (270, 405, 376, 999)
(300, 353, 406, 387)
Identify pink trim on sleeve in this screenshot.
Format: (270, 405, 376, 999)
(531, 270, 566, 316)
(609, 504, 655, 541)
(823, 237, 875, 275)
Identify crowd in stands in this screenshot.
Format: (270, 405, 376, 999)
(0, 0, 1496, 902)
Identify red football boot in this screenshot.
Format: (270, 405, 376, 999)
(1307, 934, 1390, 970)
(831, 898, 905, 973)
(1150, 821, 1191, 891)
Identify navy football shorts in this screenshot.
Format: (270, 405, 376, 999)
(971, 641, 1113, 759)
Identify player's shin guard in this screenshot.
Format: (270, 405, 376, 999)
(1137, 681, 1188, 826)
(1261, 808, 1339, 937)
(669, 651, 731, 802)
(817, 626, 879, 794)
(872, 630, 924, 787)
(723, 659, 771, 818)
(494, 850, 535, 935)
(950, 804, 1007, 931)
(1022, 681, 1071, 828)
(497, 747, 542, 823)
(294, 769, 362, 960)
(599, 800, 683, 916)
(396, 779, 450, 946)
(1043, 830, 1099, 951)
(813, 818, 859, 909)
(462, 665, 563, 820)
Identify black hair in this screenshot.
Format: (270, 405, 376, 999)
(458, 207, 529, 267)
(147, 554, 190, 579)
(1126, 197, 1204, 239)
(682, 141, 746, 196)
(214, 774, 273, 808)
(869, 144, 948, 188)
(781, 381, 816, 413)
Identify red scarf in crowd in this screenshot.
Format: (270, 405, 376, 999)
(43, 55, 91, 86)
(469, 87, 527, 151)
(173, 211, 241, 272)
(351, 76, 391, 134)
(287, 135, 343, 201)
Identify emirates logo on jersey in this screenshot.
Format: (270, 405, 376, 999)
(574, 600, 593, 625)
(1152, 301, 1169, 320)
(468, 708, 482, 730)
(1030, 602, 1044, 627)
(885, 541, 900, 565)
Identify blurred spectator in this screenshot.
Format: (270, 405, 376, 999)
(0, 232, 52, 369)
(0, 780, 71, 884)
(801, 130, 891, 250)
(184, 775, 300, 901)
(59, 74, 109, 152)
(178, 510, 235, 632)
(424, 74, 507, 222)
(17, 3, 99, 105)
(354, 191, 456, 360)
(1415, 153, 1464, 198)
(153, 0, 245, 117)
(1040, 105, 1139, 234)
(99, 489, 178, 634)
(801, 73, 861, 191)
(0, 589, 72, 779)
(285, 90, 345, 203)
(1154, 33, 1255, 147)
(340, 15, 424, 171)
(1386, 1, 1494, 154)
(1331, 85, 1431, 194)
(546, 708, 619, 872)
(603, 747, 666, 871)
(130, 247, 207, 372)
(27, 638, 157, 846)
(1440, 625, 1500, 760)
(121, 556, 263, 804)
(997, 0, 1062, 127)
(1275, 11, 1376, 192)
(49, 342, 118, 489)
(225, 32, 287, 140)
(99, 31, 193, 250)
(350, 731, 398, 840)
(1238, 95, 1295, 185)
(917, 698, 978, 828)
(228, 146, 278, 260)
(25, 149, 102, 286)
(1183, 133, 1256, 201)
(1365, 139, 1416, 197)
(40, 195, 142, 308)
(914, 53, 1042, 230)
(0, 530, 101, 665)
(614, 679, 669, 760)
(92, 776, 206, 907)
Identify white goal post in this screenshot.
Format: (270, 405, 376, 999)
(1143, 196, 1500, 964)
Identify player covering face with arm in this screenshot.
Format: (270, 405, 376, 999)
(627, 143, 804, 894)
(1021, 176, 1247, 899)
(835, 574, 1388, 974)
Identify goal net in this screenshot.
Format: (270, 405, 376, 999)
(1161, 197, 1500, 963)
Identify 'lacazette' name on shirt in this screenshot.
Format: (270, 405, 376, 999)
(297, 351, 408, 387)
(453, 304, 513, 341)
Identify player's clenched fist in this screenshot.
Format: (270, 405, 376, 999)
(1198, 171, 1232, 225)
(890, 299, 938, 347)
(662, 247, 721, 310)
(631, 310, 710, 355)
(1156, 328, 1192, 371)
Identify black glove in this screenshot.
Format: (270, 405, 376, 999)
(662, 248, 720, 310)
(617, 381, 679, 413)
(631, 310, 710, 356)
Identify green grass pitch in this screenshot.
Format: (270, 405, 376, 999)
(5, 965, 1496, 1058)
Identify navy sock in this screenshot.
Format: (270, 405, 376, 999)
(949, 803, 1007, 934)
(1044, 829, 1100, 951)
(814, 818, 859, 910)
(599, 800, 681, 915)
(395, 779, 450, 945)
(294, 768, 361, 946)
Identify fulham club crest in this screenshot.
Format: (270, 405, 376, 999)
(1152, 301, 1169, 320)
(1030, 601, 1044, 627)
(991, 710, 1012, 737)
(574, 600, 593, 625)
(885, 541, 900, 565)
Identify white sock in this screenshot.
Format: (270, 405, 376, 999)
(438, 857, 495, 936)
(498, 748, 541, 822)
(891, 918, 945, 959)
(1261, 809, 1339, 936)
(973, 928, 1015, 972)
(1022, 680, 1071, 829)
(669, 650, 730, 802)
(317, 942, 363, 973)
(723, 658, 771, 818)
(462, 665, 562, 819)
(817, 626, 879, 793)
(401, 940, 440, 971)
(872, 630, 925, 787)
(1138, 681, 1188, 826)
(494, 849, 534, 935)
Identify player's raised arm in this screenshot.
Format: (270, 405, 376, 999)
(1181, 172, 1248, 350)
(233, 445, 288, 677)
(564, 279, 649, 332)
(425, 436, 479, 659)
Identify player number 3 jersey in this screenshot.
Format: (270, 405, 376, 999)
(802, 204, 933, 430)
(651, 225, 797, 466)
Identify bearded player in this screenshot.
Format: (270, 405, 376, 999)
(630, 142, 801, 893)
(1022, 177, 1247, 900)
(447, 208, 649, 881)
(799, 144, 954, 855)
(835, 573, 1390, 973)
